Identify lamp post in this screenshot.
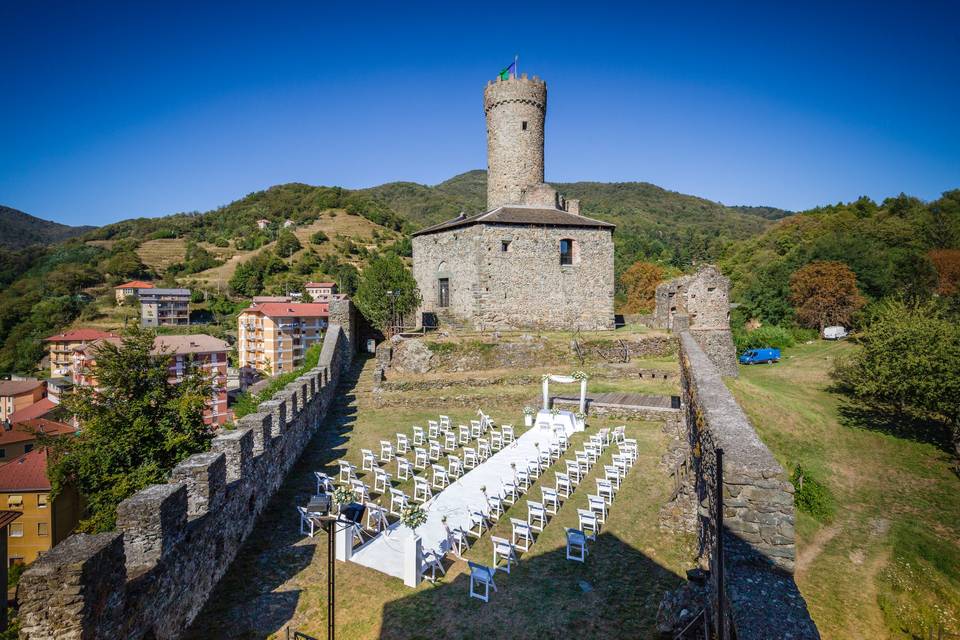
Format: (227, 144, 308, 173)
(386, 290, 399, 338)
(315, 501, 363, 640)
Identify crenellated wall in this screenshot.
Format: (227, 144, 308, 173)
(18, 303, 357, 640)
(678, 331, 819, 639)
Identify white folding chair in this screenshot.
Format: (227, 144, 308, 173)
(447, 455, 463, 479)
(558, 433, 569, 450)
(613, 425, 626, 444)
(490, 430, 503, 451)
(458, 424, 470, 445)
(428, 421, 440, 440)
(396, 457, 414, 481)
(412, 425, 425, 446)
(555, 472, 572, 499)
(468, 509, 488, 539)
(578, 508, 599, 540)
(620, 443, 638, 466)
(549, 443, 562, 462)
(389, 488, 408, 516)
(396, 433, 409, 455)
(439, 415, 451, 430)
(428, 441, 442, 462)
(566, 528, 588, 562)
(314, 472, 334, 495)
(447, 526, 469, 557)
(468, 562, 497, 602)
(373, 467, 392, 494)
(463, 447, 478, 469)
(339, 460, 357, 482)
(379, 440, 394, 463)
(590, 434, 605, 452)
(423, 548, 446, 583)
(599, 427, 611, 446)
(365, 503, 389, 533)
(585, 443, 600, 464)
(597, 478, 615, 505)
(350, 479, 369, 503)
(502, 425, 515, 444)
(431, 464, 450, 489)
(297, 506, 317, 538)
(565, 459, 582, 486)
(541, 487, 559, 515)
(605, 464, 622, 490)
(527, 459, 541, 479)
(492, 536, 518, 573)
(510, 517, 533, 552)
(487, 494, 504, 520)
(516, 468, 531, 490)
(414, 447, 428, 470)
(575, 451, 590, 474)
(471, 421, 482, 439)
(612, 453, 630, 478)
(360, 449, 376, 473)
(539, 450, 552, 471)
(502, 482, 518, 505)
(444, 431, 457, 452)
(413, 477, 432, 503)
(588, 494, 607, 524)
(478, 439, 491, 461)
(527, 500, 547, 532)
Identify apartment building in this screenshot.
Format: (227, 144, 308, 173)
(44, 328, 119, 377)
(0, 448, 80, 566)
(0, 380, 45, 422)
(237, 302, 328, 376)
(114, 280, 154, 305)
(73, 334, 230, 426)
(0, 419, 76, 464)
(139, 288, 191, 327)
(305, 281, 338, 300)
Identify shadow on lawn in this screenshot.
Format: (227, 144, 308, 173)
(182, 357, 368, 640)
(378, 531, 683, 640)
(837, 398, 955, 453)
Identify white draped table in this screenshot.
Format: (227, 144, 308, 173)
(535, 409, 580, 432)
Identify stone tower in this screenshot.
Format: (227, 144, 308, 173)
(484, 74, 547, 210)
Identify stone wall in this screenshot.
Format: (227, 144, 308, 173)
(484, 75, 546, 210)
(678, 332, 819, 639)
(18, 306, 357, 640)
(412, 223, 614, 331)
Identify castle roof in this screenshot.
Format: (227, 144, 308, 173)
(411, 204, 615, 237)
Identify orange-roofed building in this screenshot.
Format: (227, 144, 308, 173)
(0, 449, 80, 565)
(6, 398, 56, 424)
(44, 328, 119, 378)
(0, 419, 76, 464)
(238, 303, 328, 376)
(0, 380, 45, 422)
(114, 280, 154, 305)
(305, 281, 338, 301)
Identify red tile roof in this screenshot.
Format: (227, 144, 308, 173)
(0, 449, 51, 492)
(0, 380, 44, 397)
(115, 280, 154, 289)
(7, 399, 57, 423)
(0, 419, 76, 446)
(241, 302, 329, 318)
(305, 282, 336, 288)
(45, 329, 119, 343)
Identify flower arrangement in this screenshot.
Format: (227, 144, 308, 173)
(571, 370, 589, 381)
(550, 407, 560, 417)
(332, 486, 353, 506)
(399, 504, 428, 532)
(523, 406, 535, 416)
(541, 374, 551, 383)
(480, 485, 487, 497)
(575, 411, 587, 421)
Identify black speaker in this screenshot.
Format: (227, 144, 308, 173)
(340, 502, 366, 524)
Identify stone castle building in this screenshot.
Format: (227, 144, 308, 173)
(412, 73, 615, 330)
(654, 265, 738, 377)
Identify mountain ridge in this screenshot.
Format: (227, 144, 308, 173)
(0, 205, 95, 248)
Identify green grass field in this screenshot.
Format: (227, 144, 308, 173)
(728, 341, 960, 639)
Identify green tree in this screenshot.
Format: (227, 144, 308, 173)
(832, 300, 960, 461)
(46, 329, 214, 532)
(310, 230, 329, 245)
(275, 230, 302, 258)
(354, 253, 421, 334)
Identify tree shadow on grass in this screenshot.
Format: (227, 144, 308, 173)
(378, 532, 683, 640)
(182, 357, 368, 640)
(836, 399, 954, 453)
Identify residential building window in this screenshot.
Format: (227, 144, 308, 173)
(38, 522, 48, 537)
(7, 495, 22, 509)
(9, 524, 22, 538)
(560, 239, 576, 266)
(38, 494, 49, 508)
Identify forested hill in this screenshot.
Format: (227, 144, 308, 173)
(0, 205, 94, 248)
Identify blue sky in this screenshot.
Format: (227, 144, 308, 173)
(1, 1, 957, 226)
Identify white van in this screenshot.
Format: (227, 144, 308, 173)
(823, 326, 848, 340)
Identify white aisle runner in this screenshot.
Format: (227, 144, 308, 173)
(351, 420, 573, 579)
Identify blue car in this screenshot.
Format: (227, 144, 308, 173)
(739, 348, 781, 365)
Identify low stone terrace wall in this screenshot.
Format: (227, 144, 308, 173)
(18, 302, 357, 640)
(678, 331, 819, 639)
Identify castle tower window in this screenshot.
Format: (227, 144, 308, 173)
(437, 278, 450, 308)
(522, 121, 528, 131)
(559, 239, 577, 266)
(501, 240, 511, 252)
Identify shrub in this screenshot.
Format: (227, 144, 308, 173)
(310, 231, 329, 245)
(734, 324, 797, 352)
(790, 464, 834, 521)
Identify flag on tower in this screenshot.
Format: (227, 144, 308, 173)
(498, 58, 516, 80)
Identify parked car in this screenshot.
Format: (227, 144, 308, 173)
(739, 348, 781, 365)
(823, 325, 848, 340)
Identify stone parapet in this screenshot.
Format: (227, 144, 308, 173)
(17, 304, 357, 639)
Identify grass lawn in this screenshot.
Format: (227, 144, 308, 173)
(728, 341, 960, 639)
(186, 355, 691, 639)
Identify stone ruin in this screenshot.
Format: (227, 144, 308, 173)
(17, 302, 357, 640)
(654, 265, 738, 378)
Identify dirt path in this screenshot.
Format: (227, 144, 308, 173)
(795, 523, 843, 577)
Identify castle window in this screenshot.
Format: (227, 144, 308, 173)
(438, 278, 450, 308)
(559, 239, 577, 266)
(522, 121, 528, 131)
(501, 240, 511, 252)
